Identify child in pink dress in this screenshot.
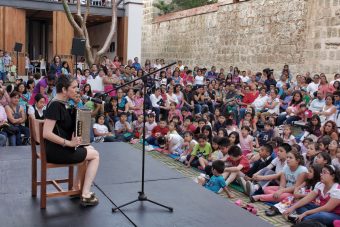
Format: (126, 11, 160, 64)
(133, 90, 144, 117)
(239, 126, 254, 155)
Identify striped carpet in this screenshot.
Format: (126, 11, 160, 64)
(131, 143, 291, 227)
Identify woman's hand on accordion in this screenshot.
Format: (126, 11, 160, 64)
(69, 136, 82, 147)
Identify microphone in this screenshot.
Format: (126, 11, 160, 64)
(82, 95, 105, 105)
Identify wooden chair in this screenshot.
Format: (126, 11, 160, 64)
(29, 117, 86, 209)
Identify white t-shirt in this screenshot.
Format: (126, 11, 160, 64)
(194, 75, 204, 85)
(267, 97, 280, 114)
(283, 135, 296, 145)
(253, 95, 269, 111)
(93, 123, 109, 134)
(145, 121, 157, 137)
(115, 121, 132, 132)
(167, 133, 184, 152)
(309, 99, 325, 113)
(306, 82, 320, 96)
(28, 105, 46, 118)
(239, 75, 250, 83)
(332, 158, 340, 169)
(313, 182, 340, 201)
(270, 157, 287, 174)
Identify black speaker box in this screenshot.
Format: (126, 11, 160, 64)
(14, 43, 23, 52)
(71, 38, 86, 56)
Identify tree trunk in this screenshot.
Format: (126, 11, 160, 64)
(61, 0, 117, 67)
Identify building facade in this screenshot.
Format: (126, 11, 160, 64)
(0, 0, 143, 75)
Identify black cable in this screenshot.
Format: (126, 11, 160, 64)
(93, 182, 137, 227)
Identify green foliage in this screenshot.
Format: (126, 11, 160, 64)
(153, 0, 175, 15)
(153, 0, 218, 15)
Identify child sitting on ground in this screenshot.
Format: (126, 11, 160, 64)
(245, 143, 291, 197)
(93, 114, 116, 142)
(282, 125, 296, 145)
(210, 136, 223, 162)
(114, 112, 133, 142)
(145, 113, 157, 138)
(197, 160, 233, 198)
(239, 126, 254, 155)
(178, 131, 198, 163)
(182, 116, 196, 134)
(186, 134, 212, 170)
(165, 133, 184, 154)
(132, 114, 144, 139)
(168, 101, 183, 123)
(256, 121, 274, 148)
(222, 145, 250, 190)
(146, 118, 169, 146)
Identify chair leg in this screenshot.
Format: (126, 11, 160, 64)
(40, 165, 47, 209)
(68, 166, 74, 191)
(32, 156, 37, 197)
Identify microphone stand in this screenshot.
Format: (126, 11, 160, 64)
(111, 62, 176, 213)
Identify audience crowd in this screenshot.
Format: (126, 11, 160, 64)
(0, 51, 339, 226)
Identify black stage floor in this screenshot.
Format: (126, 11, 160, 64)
(0, 143, 273, 227)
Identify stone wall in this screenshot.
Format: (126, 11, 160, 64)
(142, 0, 340, 77)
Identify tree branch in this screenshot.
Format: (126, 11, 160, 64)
(96, 0, 117, 57)
(76, 0, 81, 17)
(83, 0, 90, 29)
(61, 0, 83, 36)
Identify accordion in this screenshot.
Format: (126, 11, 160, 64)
(75, 108, 92, 146)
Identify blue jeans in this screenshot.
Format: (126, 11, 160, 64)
(276, 113, 301, 125)
(0, 71, 6, 81)
(146, 136, 158, 146)
(13, 125, 30, 146)
(194, 103, 209, 114)
(239, 108, 247, 121)
(0, 132, 6, 146)
(296, 203, 340, 226)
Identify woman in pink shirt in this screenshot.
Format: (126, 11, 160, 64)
(319, 74, 335, 96)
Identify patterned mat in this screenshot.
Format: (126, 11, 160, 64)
(131, 143, 291, 227)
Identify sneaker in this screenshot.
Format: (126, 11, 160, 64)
(288, 212, 299, 223)
(245, 180, 255, 196)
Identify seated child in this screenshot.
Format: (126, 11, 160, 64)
(114, 112, 133, 142)
(245, 144, 274, 179)
(157, 133, 184, 155)
(132, 114, 144, 139)
(93, 114, 116, 142)
(282, 125, 296, 145)
(239, 126, 254, 155)
(145, 113, 157, 138)
(182, 116, 196, 135)
(197, 160, 233, 198)
(146, 118, 169, 146)
(222, 145, 250, 189)
(245, 143, 291, 196)
(213, 115, 227, 136)
(256, 121, 274, 148)
(210, 136, 223, 162)
(178, 131, 198, 162)
(186, 134, 212, 169)
(168, 101, 183, 123)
